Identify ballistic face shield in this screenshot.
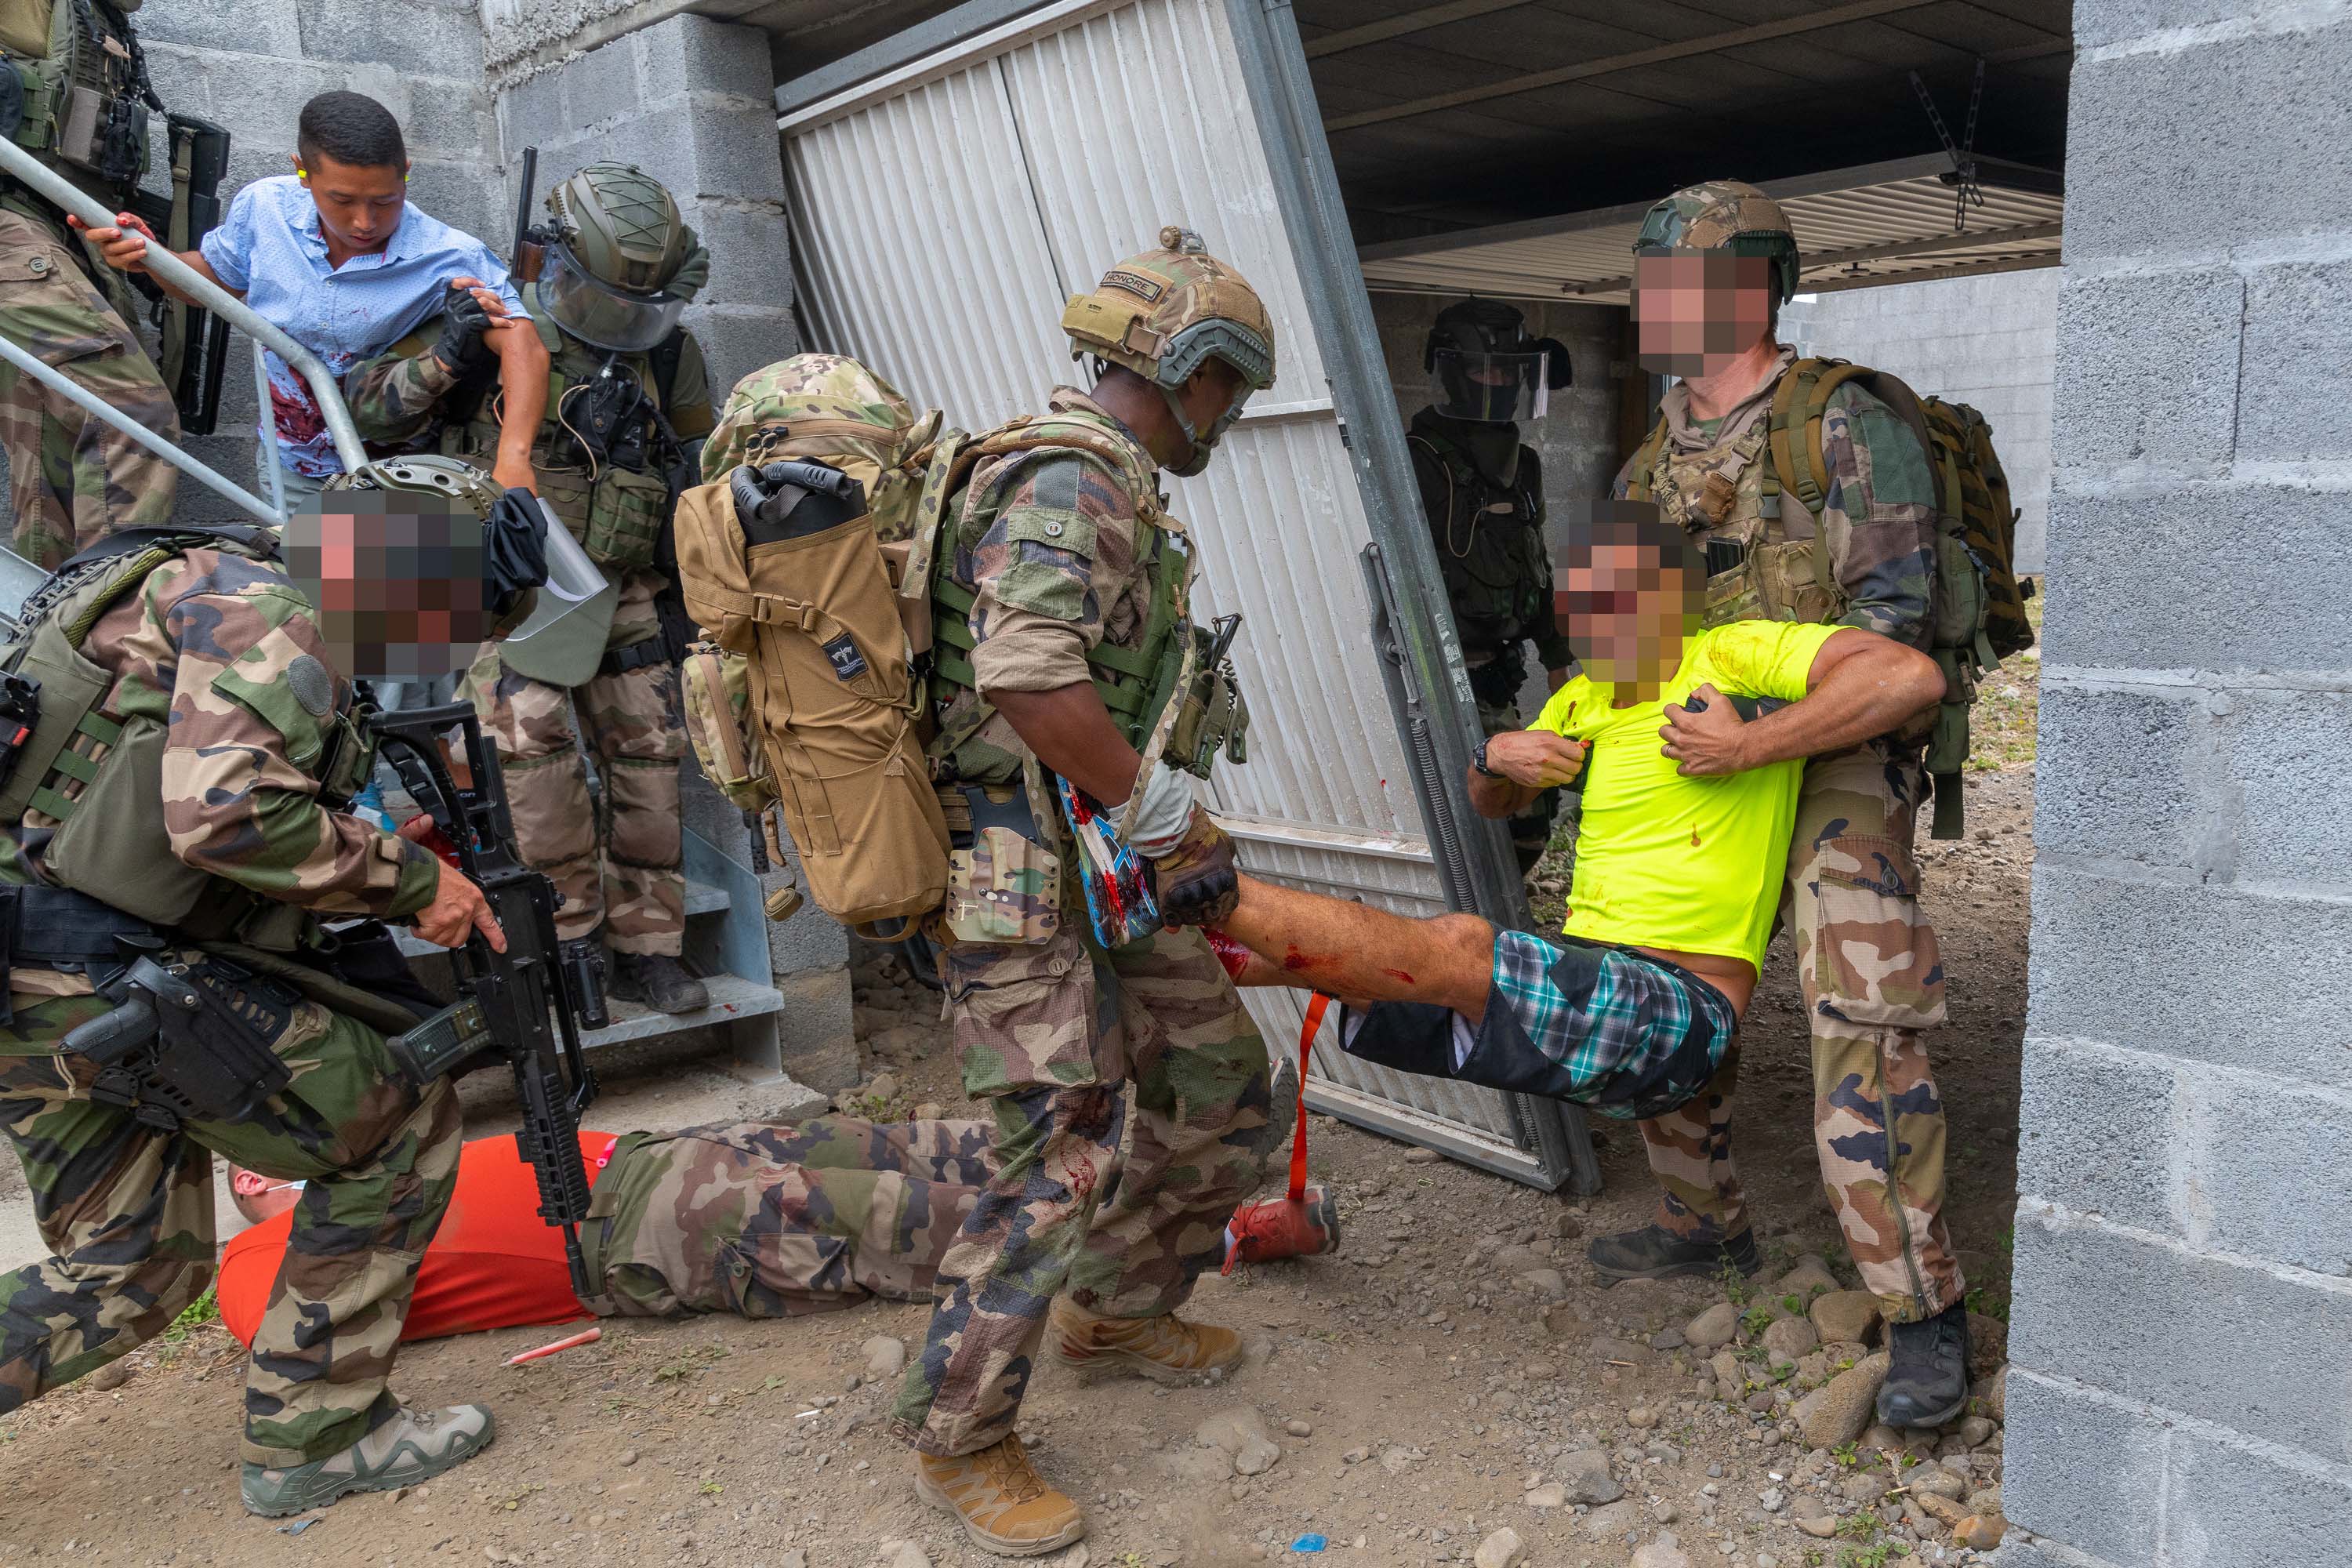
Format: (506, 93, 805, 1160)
(538, 238, 689, 354)
(1422, 299, 1572, 424)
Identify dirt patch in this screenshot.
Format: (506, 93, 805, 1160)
(0, 769, 2035, 1568)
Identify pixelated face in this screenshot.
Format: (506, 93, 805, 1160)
(1559, 499, 1704, 687)
(1631, 250, 1775, 379)
(284, 492, 488, 681)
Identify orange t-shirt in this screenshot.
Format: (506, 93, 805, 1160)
(217, 1131, 618, 1346)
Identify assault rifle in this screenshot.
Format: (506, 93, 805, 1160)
(368, 701, 606, 1298)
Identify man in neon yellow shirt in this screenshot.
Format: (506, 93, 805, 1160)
(1207, 515, 1943, 1121)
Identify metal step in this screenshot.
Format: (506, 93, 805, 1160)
(574, 971, 785, 1049)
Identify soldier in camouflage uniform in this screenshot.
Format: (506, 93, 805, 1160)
(1592, 180, 1970, 1428)
(868, 227, 1279, 1556)
(0, 0, 180, 568)
(0, 520, 506, 1514)
(345, 162, 713, 1013)
(1406, 299, 1576, 871)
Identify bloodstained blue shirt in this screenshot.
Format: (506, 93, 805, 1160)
(201, 176, 524, 478)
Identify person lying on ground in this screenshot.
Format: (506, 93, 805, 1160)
(216, 1117, 996, 1346)
(1207, 512, 1944, 1120)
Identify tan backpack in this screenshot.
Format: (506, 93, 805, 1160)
(672, 354, 968, 937)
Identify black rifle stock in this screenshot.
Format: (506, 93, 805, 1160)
(367, 701, 603, 1298)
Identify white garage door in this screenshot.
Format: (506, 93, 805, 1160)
(780, 0, 1595, 1190)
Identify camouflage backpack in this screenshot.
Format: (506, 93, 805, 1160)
(673, 354, 969, 936)
(1630, 356, 2035, 837)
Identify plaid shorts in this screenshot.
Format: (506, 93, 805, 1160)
(1343, 931, 1737, 1121)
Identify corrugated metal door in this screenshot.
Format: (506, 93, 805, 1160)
(782, 0, 1577, 1186)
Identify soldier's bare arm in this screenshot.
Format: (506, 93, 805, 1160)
(1218, 873, 1496, 1020)
(988, 684, 1142, 805)
(1819, 387, 1939, 649)
(1657, 629, 1944, 777)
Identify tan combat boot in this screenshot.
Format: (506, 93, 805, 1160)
(915, 1435, 1086, 1556)
(1047, 1297, 1243, 1385)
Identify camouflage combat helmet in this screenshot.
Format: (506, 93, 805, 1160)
(1634, 180, 1801, 305)
(1061, 224, 1277, 474)
(700, 353, 952, 545)
(330, 453, 505, 517)
(546, 162, 697, 294)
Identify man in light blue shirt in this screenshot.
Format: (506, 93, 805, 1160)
(77, 91, 546, 503)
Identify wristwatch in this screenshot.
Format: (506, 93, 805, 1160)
(1472, 737, 1501, 778)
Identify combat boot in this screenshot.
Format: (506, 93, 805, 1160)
(1877, 1301, 1971, 1428)
(1587, 1223, 1760, 1283)
(1047, 1298, 1242, 1385)
(241, 1403, 495, 1516)
(607, 951, 709, 1014)
(916, 1435, 1086, 1556)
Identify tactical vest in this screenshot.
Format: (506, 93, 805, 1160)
(1627, 413, 1847, 631)
(1407, 429, 1549, 657)
(927, 412, 1247, 785)
(0, 0, 151, 208)
(0, 531, 376, 950)
(447, 314, 689, 572)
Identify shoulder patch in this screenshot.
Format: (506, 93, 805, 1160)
(286, 654, 335, 717)
(1100, 270, 1166, 303)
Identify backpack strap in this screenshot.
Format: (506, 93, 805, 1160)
(1622, 416, 1670, 503)
(648, 327, 688, 408)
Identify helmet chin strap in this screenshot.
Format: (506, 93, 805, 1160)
(1160, 383, 1212, 477)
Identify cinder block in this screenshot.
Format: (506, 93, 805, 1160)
(139, 0, 303, 57)
(2164, 1427, 2352, 1566)
(2074, 0, 2321, 49)
(690, 304, 798, 409)
(2065, 20, 2352, 262)
(2030, 866, 2352, 1091)
(2000, 1372, 2169, 1565)
(2016, 1040, 2179, 1234)
(2189, 1071, 2352, 1275)
(140, 44, 219, 121)
(2222, 688, 2352, 891)
(635, 12, 777, 106)
(1988, 1534, 2136, 1568)
(685, 199, 791, 309)
(2009, 1208, 2352, 1465)
(399, 79, 493, 164)
(2032, 684, 2209, 868)
(557, 32, 642, 131)
(2038, 485, 2352, 673)
(403, 159, 499, 250)
(495, 67, 565, 159)
(685, 105, 789, 205)
(296, 0, 482, 77)
(2051, 267, 2241, 476)
(2238, 257, 2352, 463)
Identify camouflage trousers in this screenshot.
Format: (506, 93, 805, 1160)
(1634, 745, 1963, 1323)
(1469, 653, 1559, 874)
(583, 1116, 994, 1318)
(0, 989, 460, 1466)
(0, 205, 181, 569)
(466, 566, 687, 952)
(892, 923, 1273, 1457)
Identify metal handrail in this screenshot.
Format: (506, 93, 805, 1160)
(0, 139, 368, 472)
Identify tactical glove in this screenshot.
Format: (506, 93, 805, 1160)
(1146, 804, 1240, 928)
(433, 284, 498, 376)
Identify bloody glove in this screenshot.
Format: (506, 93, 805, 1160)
(1147, 804, 1240, 928)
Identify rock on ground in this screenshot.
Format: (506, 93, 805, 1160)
(1195, 1407, 1279, 1476)
(878, 1544, 931, 1568)
(1809, 1290, 1881, 1345)
(1523, 1483, 1567, 1508)
(1980, 1363, 2009, 1421)
(1761, 1316, 1820, 1362)
(1684, 1302, 1739, 1351)
(1556, 1447, 1621, 1504)
(1774, 1256, 1841, 1300)
(861, 1336, 908, 1381)
(1472, 1526, 1525, 1568)
(1795, 1352, 1890, 1449)
(1632, 1541, 1694, 1568)
(1577, 1500, 1637, 1541)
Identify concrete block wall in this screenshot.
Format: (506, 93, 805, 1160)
(1999, 2, 2352, 1564)
(1780, 267, 2058, 572)
(492, 11, 799, 404)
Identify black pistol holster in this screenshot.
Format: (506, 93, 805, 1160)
(62, 950, 296, 1133)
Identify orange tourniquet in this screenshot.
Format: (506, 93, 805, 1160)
(217, 1132, 613, 1347)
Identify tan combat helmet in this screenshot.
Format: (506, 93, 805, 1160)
(1633, 179, 1802, 307)
(1061, 225, 1277, 474)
